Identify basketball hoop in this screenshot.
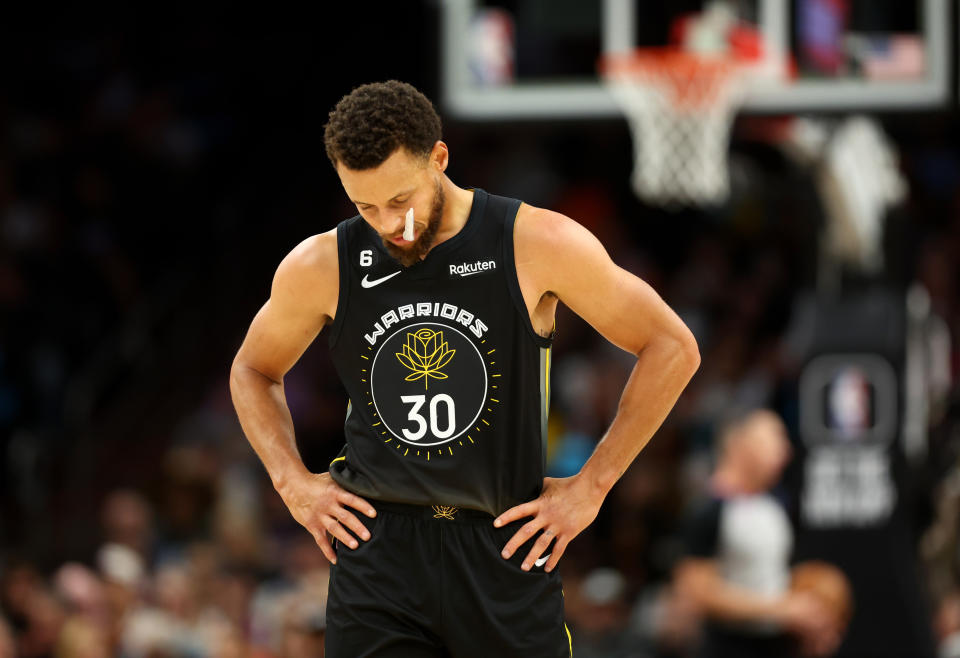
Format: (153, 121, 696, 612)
(600, 47, 756, 208)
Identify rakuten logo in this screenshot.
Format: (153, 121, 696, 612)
(449, 260, 496, 277)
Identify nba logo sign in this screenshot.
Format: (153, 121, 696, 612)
(798, 354, 898, 527)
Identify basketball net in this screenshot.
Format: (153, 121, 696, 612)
(600, 4, 775, 208)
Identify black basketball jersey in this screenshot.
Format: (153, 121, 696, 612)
(326, 189, 553, 517)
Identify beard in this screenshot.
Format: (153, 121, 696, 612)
(382, 178, 445, 268)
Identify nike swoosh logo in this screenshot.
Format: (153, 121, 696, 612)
(534, 554, 551, 568)
(361, 271, 401, 288)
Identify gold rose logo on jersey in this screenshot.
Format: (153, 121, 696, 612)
(395, 328, 456, 390)
(368, 321, 496, 454)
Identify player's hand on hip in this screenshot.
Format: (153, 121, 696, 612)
(277, 471, 376, 565)
(493, 475, 603, 573)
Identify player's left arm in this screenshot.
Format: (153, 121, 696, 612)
(496, 206, 701, 572)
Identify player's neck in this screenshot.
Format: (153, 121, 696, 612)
(432, 179, 476, 247)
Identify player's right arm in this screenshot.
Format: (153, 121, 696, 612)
(229, 229, 375, 564)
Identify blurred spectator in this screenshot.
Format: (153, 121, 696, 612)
(52, 562, 110, 657)
(0, 615, 15, 658)
(0, 559, 66, 657)
(100, 490, 154, 563)
(53, 563, 108, 625)
(121, 560, 231, 657)
(249, 534, 330, 656)
(96, 543, 145, 654)
(54, 616, 110, 658)
(278, 597, 326, 658)
(565, 567, 636, 657)
(154, 445, 219, 566)
(936, 589, 960, 658)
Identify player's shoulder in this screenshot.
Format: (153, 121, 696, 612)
(515, 202, 569, 234)
(279, 228, 338, 272)
(273, 228, 339, 297)
(514, 202, 605, 261)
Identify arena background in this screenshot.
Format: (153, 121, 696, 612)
(2, 3, 959, 657)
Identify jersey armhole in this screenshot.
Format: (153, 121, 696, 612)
(501, 201, 553, 349)
(327, 220, 352, 349)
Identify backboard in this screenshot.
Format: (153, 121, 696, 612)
(441, 0, 951, 119)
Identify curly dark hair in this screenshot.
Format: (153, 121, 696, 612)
(323, 80, 442, 170)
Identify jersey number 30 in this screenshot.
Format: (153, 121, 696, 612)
(400, 394, 456, 441)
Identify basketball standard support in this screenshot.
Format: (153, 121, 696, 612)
(441, 0, 950, 119)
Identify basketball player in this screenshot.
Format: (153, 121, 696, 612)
(229, 80, 700, 656)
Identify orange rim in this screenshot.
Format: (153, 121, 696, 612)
(599, 47, 740, 109)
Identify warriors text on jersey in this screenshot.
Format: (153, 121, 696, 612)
(326, 189, 552, 517)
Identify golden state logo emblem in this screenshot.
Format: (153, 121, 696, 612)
(396, 328, 455, 390)
(361, 321, 501, 460)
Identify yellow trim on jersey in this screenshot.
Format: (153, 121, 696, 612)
(330, 456, 346, 466)
(564, 622, 572, 656)
(545, 345, 552, 414)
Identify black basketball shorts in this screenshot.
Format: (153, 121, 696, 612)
(325, 500, 571, 657)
